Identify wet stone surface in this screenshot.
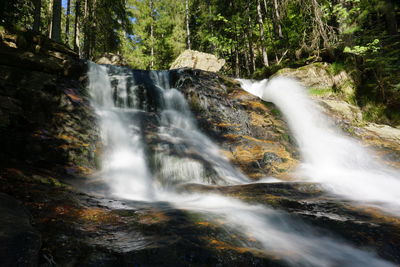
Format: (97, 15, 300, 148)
(170, 69, 299, 179)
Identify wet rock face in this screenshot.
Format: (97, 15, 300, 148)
(0, 193, 41, 267)
(0, 167, 289, 267)
(3, 165, 400, 266)
(170, 69, 299, 179)
(0, 29, 99, 175)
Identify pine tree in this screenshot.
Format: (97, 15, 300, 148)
(50, 0, 62, 42)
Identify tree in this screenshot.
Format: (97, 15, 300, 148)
(65, 0, 71, 44)
(382, 0, 398, 35)
(256, 0, 269, 66)
(271, 0, 283, 39)
(33, 0, 41, 32)
(150, 0, 154, 68)
(74, 0, 81, 53)
(186, 0, 191, 49)
(51, 0, 62, 42)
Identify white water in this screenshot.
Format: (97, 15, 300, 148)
(88, 63, 394, 266)
(239, 77, 400, 215)
(88, 63, 154, 200)
(157, 87, 248, 186)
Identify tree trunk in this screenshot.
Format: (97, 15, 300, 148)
(150, 0, 154, 69)
(50, 0, 62, 42)
(0, 0, 7, 22)
(247, 15, 256, 72)
(83, 0, 90, 58)
(383, 0, 398, 35)
(310, 0, 330, 51)
(74, 0, 81, 54)
(33, 0, 41, 32)
(272, 0, 283, 38)
(90, 0, 97, 58)
(65, 0, 71, 44)
(48, 0, 53, 38)
(235, 46, 240, 77)
(256, 0, 269, 67)
(243, 33, 251, 76)
(185, 0, 191, 49)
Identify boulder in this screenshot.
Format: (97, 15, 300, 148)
(170, 49, 225, 72)
(318, 99, 363, 123)
(273, 62, 356, 103)
(95, 53, 128, 66)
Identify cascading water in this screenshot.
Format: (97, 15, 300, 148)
(88, 63, 154, 200)
(239, 77, 400, 215)
(87, 62, 394, 266)
(157, 86, 248, 186)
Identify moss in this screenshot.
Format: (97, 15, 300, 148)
(362, 102, 390, 124)
(308, 88, 334, 96)
(252, 65, 285, 79)
(185, 211, 206, 223)
(339, 79, 357, 104)
(327, 62, 346, 76)
(94, 152, 102, 170)
(31, 175, 66, 187)
(188, 93, 204, 113)
(270, 108, 281, 117)
(219, 75, 239, 91)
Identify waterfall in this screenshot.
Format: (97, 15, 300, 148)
(88, 62, 154, 200)
(239, 77, 400, 215)
(87, 63, 394, 266)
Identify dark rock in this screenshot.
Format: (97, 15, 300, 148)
(0, 193, 41, 267)
(0, 30, 99, 175)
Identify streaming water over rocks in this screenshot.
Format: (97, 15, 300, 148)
(239, 77, 400, 215)
(86, 62, 397, 266)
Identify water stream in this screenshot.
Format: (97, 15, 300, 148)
(88, 63, 394, 266)
(239, 77, 400, 215)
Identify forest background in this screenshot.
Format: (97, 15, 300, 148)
(1, 0, 399, 124)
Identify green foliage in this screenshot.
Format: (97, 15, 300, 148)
(122, 0, 186, 70)
(327, 62, 345, 76)
(344, 39, 380, 56)
(308, 88, 334, 96)
(1, 0, 399, 124)
(362, 102, 388, 123)
(1, 0, 34, 29)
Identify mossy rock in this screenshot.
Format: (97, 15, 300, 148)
(273, 62, 356, 102)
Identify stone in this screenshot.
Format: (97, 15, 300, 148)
(0, 95, 22, 113)
(170, 50, 226, 72)
(0, 193, 41, 267)
(95, 53, 128, 66)
(169, 69, 299, 179)
(318, 99, 363, 123)
(262, 152, 283, 165)
(273, 62, 356, 102)
(364, 123, 400, 143)
(0, 32, 99, 174)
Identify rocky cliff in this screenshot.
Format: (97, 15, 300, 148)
(0, 28, 99, 175)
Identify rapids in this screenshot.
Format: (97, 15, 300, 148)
(239, 77, 400, 215)
(87, 62, 395, 266)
